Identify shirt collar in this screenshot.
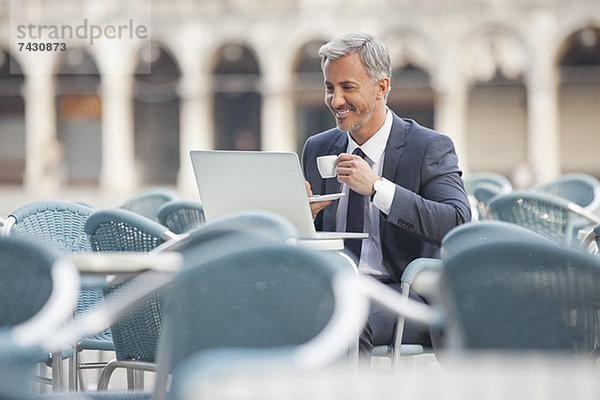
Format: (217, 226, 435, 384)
(346, 108, 393, 164)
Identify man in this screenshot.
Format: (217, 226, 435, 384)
(301, 32, 471, 357)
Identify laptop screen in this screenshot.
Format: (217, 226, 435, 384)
(190, 150, 317, 237)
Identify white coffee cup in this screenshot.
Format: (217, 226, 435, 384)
(317, 155, 338, 178)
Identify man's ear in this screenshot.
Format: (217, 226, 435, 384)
(376, 77, 390, 100)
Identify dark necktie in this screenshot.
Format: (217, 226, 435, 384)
(345, 148, 366, 260)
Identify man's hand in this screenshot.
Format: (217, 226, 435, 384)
(336, 153, 379, 195)
(305, 181, 331, 219)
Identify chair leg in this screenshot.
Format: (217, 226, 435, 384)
(51, 350, 63, 392)
(134, 370, 145, 389)
(126, 369, 135, 390)
(69, 349, 77, 391)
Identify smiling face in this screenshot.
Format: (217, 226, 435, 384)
(323, 52, 389, 144)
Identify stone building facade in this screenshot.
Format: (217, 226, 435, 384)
(0, 0, 599, 197)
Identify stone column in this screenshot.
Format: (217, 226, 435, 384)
(525, 14, 561, 184)
(177, 73, 214, 197)
(260, 63, 295, 152)
(99, 59, 137, 193)
(432, 58, 470, 174)
(23, 70, 59, 193)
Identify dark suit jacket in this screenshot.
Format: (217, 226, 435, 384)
(302, 112, 471, 282)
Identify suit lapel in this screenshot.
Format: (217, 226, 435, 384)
(382, 113, 407, 181)
(380, 114, 408, 237)
(323, 131, 347, 231)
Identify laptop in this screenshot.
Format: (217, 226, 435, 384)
(189, 150, 368, 241)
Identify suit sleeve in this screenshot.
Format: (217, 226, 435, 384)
(385, 134, 471, 245)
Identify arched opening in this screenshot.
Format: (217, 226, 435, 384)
(134, 42, 181, 185)
(212, 44, 261, 151)
(463, 33, 528, 177)
(557, 27, 600, 178)
(293, 40, 334, 154)
(388, 63, 434, 129)
(0, 50, 25, 184)
(56, 48, 102, 185)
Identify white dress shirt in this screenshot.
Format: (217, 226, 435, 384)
(335, 109, 395, 276)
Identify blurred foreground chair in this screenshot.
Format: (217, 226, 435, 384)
(441, 239, 600, 355)
(120, 188, 178, 220)
(41, 233, 369, 400)
(156, 200, 205, 234)
(533, 173, 600, 213)
(1, 200, 112, 391)
(153, 233, 368, 400)
(0, 236, 79, 394)
(383, 221, 562, 367)
(84, 208, 177, 390)
(487, 191, 600, 248)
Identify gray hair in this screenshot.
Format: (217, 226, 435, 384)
(318, 32, 392, 83)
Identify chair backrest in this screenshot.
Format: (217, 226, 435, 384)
(464, 172, 512, 196)
(155, 234, 365, 400)
(156, 200, 206, 234)
(0, 237, 56, 328)
(85, 208, 177, 252)
(471, 182, 503, 219)
(441, 220, 554, 260)
(533, 173, 600, 212)
(2, 200, 94, 253)
(84, 208, 176, 362)
(120, 188, 179, 220)
(487, 191, 596, 247)
(442, 239, 600, 352)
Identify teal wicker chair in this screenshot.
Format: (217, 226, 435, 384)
(0, 236, 79, 394)
(2, 200, 94, 252)
(470, 182, 504, 220)
(1, 200, 112, 391)
(85, 208, 177, 390)
(153, 233, 365, 400)
(464, 172, 512, 196)
(120, 188, 179, 221)
(487, 191, 600, 248)
(533, 173, 600, 213)
(464, 172, 512, 221)
(156, 200, 205, 234)
(441, 239, 600, 353)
